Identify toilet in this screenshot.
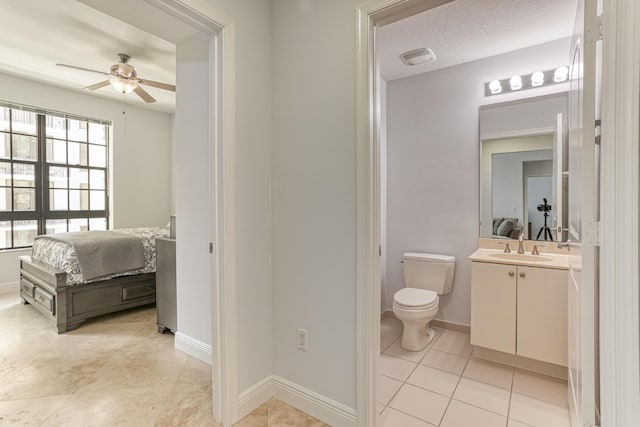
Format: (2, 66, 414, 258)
(393, 252, 456, 351)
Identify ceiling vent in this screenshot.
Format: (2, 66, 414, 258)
(400, 47, 436, 66)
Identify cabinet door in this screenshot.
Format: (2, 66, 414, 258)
(471, 262, 517, 354)
(517, 266, 568, 366)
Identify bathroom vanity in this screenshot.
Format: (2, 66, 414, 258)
(473, 93, 572, 376)
(469, 247, 569, 370)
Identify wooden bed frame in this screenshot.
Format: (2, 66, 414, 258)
(19, 255, 156, 333)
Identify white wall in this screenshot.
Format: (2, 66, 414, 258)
(174, 32, 212, 349)
(0, 248, 29, 294)
(385, 38, 570, 324)
(0, 72, 172, 292)
(272, 0, 361, 410)
(204, 0, 274, 392)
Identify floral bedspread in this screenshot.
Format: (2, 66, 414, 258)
(31, 225, 170, 286)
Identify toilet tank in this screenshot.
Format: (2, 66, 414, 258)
(402, 252, 455, 295)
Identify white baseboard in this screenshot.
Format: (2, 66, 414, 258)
(174, 332, 212, 365)
(237, 375, 357, 427)
(431, 319, 471, 335)
(473, 346, 568, 380)
(273, 376, 357, 426)
(237, 375, 274, 420)
(382, 309, 471, 334)
(0, 281, 19, 295)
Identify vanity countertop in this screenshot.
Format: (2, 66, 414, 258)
(469, 248, 570, 270)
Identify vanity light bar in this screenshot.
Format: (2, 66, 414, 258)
(484, 66, 569, 97)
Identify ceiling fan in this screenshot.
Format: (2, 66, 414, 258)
(56, 53, 175, 104)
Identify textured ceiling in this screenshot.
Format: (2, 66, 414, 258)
(0, 0, 190, 113)
(377, 0, 579, 81)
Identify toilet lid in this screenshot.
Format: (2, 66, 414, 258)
(394, 288, 438, 308)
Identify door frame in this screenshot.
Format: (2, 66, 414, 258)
(355, 1, 453, 425)
(356, 0, 640, 425)
(147, 1, 238, 425)
(599, 0, 640, 424)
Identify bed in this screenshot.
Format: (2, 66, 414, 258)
(19, 225, 169, 333)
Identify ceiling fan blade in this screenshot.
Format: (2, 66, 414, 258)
(133, 86, 156, 103)
(137, 78, 176, 92)
(56, 63, 111, 76)
(83, 80, 111, 91)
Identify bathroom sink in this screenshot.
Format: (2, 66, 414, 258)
(488, 253, 553, 263)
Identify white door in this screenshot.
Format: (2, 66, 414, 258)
(567, 0, 599, 425)
(553, 112, 568, 243)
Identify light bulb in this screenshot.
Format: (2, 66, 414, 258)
(488, 80, 502, 94)
(109, 76, 137, 94)
(509, 75, 523, 91)
(531, 71, 545, 87)
(554, 66, 569, 83)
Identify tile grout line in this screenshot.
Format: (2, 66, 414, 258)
(378, 337, 398, 416)
(506, 365, 516, 425)
(378, 335, 404, 416)
(385, 329, 476, 426)
(444, 355, 516, 421)
(415, 333, 520, 423)
(379, 327, 445, 425)
(435, 346, 473, 426)
(382, 327, 554, 426)
(383, 406, 440, 427)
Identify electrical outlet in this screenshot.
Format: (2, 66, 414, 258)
(297, 328, 308, 351)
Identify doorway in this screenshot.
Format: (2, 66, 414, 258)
(355, 0, 606, 425)
(85, 1, 239, 424)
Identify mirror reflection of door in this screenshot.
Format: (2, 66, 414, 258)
(523, 159, 553, 240)
(488, 140, 553, 239)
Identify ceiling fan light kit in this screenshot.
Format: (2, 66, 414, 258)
(56, 53, 175, 104)
(109, 76, 137, 94)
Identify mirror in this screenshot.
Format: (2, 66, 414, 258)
(479, 93, 568, 241)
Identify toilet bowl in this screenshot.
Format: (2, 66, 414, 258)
(392, 253, 455, 351)
(393, 288, 439, 351)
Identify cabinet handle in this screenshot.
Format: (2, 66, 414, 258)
(519, 272, 526, 278)
(509, 271, 515, 277)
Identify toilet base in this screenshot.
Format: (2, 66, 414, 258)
(400, 322, 436, 352)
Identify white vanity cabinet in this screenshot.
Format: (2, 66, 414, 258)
(517, 265, 568, 366)
(470, 260, 568, 367)
(470, 262, 517, 354)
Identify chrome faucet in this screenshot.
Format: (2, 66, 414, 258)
(517, 231, 525, 254)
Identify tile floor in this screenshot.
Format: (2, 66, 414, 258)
(378, 316, 572, 427)
(0, 291, 572, 427)
(0, 293, 326, 427)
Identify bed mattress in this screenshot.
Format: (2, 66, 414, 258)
(31, 225, 170, 285)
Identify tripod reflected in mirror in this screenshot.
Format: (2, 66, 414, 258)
(536, 198, 553, 241)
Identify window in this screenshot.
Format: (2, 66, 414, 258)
(0, 104, 110, 249)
